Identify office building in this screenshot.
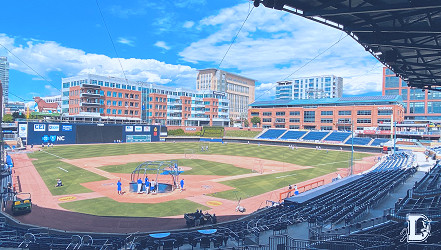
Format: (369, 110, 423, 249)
(0, 57, 9, 104)
(249, 96, 404, 130)
(383, 67, 441, 121)
(196, 69, 255, 121)
(276, 75, 343, 100)
(62, 74, 229, 126)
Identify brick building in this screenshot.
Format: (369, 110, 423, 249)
(249, 96, 404, 130)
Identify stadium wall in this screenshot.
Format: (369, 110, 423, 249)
(18, 122, 160, 145)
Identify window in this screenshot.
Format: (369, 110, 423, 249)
(377, 119, 391, 123)
(118, 110, 122, 115)
(357, 110, 371, 116)
(99, 108, 104, 114)
(118, 93, 123, 98)
(338, 118, 351, 124)
(303, 111, 315, 123)
(276, 112, 285, 116)
(289, 125, 299, 129)
(320, 119, 333, 123)
(107, 91, 111, 97)
(321, 126, 332, 130)
(409, 102, 425, 113)
(357, 118, 371, 124)
(251, 112, 259, 116)
(118, 101, 122, 106)
(275, 118, 285, 123)
(262, 118, 272, 123)
(275, 125, 285, 128)
(112, 101, 117, 106)
(107, 100, 111, 105)
(428, 91, 441, 100)
(263, 112, 272, 116)
(410, 89, 425, 100)
(338, 110, 351, 116)
(385, 76, 400, 88)
(321, 111, 333, 116)
(112, 109, 116, 114)
(106, 109, 111, 114)
(289, 118, 300, 123)
(428, 102, 441, 114)
(112, 92, 117, 97)
(385, 89, 399, 96)
(289, 111, 300, 116)
(378, 109, 393, 115)
(401, 89, 408, 100)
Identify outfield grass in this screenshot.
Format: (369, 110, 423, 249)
(31, 150, 107, 196)
(98, 159, 252, 176)
(59, 197, 209, 217)
(225, 130, 261, 138)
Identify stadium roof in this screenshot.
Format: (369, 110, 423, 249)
(256, 0, 441, 90)
(250, 95, 403, 107)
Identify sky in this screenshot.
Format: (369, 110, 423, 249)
(0, 0, 384, 103)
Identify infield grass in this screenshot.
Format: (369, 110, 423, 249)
(98, 159, 252, 176)
(59, 197, 209, 217)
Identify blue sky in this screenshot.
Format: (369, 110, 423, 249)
(0, 0, 383, 103)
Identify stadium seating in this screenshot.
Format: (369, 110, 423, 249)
(301, 131, 329, 141)
(345, 137, 372, 145)
(370, 138, 389, 146)
(372, 152, 412, 172)
(279, 130, 307, 140)
(258, 129, 286, 139)
(323, 131, 351, 142)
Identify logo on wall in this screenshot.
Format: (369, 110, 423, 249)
(42, 135, 66, 143)
(19, 124, 28, 138)
(48, 124, 60, 132)
(34, 124, 46, 131)
(401, 214, 431, 243)
(153, 127, 158, 136)
(144, 126, 150, 132)
(62, 125, 73, 131)
(135, 126, 143, 132)
(125, 126, 134, 132)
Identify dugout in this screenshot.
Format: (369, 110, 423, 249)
(18, 122, 160, 145)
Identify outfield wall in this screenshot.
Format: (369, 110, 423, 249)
(18, 122, 160, 145)
(165, 137, 382, 153)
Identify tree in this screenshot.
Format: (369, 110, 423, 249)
(2, 114, 13, 123)
(244, 119, 249, 127)
(230, 117, 234, 126)
(251, 116, 261, 126)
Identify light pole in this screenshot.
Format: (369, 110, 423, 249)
(350, 122, 354, 176)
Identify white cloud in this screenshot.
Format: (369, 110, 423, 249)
(183, 21, 195, 28)
(0, 33, 197, 87)
(180, 3, 382, 98)
(154, 41, 171, 50)
(117, 37, 135, 47)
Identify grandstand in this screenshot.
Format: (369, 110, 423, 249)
(323, 131, 351, 142)
(257, 129, 286, 139)
(301, 131, 329, 141)
(279, 130, 307, 140)
(200, 126, 224, 138)
(345, 137, 372, 146)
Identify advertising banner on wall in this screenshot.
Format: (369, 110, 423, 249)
(25, 122, 76, 145)
(18, 123, 28, 138)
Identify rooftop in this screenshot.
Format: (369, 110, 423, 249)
(250, 95, 403, 107)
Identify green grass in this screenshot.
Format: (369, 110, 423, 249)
(30, 150, 107, 196)
(98, 159, 252, 176)
(225, 130, 261, 138)
(59, 197, 209, 217)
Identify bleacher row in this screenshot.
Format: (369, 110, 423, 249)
(0, 152, 428, 250)
(258, 129, 390, 146)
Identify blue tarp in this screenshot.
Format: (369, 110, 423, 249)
(198, 229, 217, 235)
(149, 232, 170, 238)
(6, 155, 13, 167)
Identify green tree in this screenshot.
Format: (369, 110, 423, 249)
(230, 117, 234, 126)
(2, 114, 13, 122)
(244, 119, 249, 127)
(251, 116, 261, 126)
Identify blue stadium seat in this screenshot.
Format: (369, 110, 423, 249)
(370, 138, 389, 146)
(258, 129, 286, 139)
(280, 130, 307, 140)
(345, 137, 372, 145)
(324, 132, 351, 142)
(302, 131, 329, 141)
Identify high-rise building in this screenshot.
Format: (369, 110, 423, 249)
(383, 67, 441, 120)
(196, 69, 255, 121)
(0, 57, 9, 104)
(276, 75, 343, 100)
(62, 74, 229, 126)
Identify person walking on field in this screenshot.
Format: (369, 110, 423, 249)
(180, 178, 185, 192)
(137, 178, 143, 193)
(117, 179, 122, 195)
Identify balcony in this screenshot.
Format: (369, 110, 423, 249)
(82, 84, 101, 89)
(81, 92, 100, 97)
(80, 102, 101, 107)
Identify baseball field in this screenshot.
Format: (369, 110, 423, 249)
(22, 142, 374, 218)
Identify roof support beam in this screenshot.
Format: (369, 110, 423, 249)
(304, 3, 441, 17)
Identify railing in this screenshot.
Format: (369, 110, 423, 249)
(278, 179, 325, 202)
